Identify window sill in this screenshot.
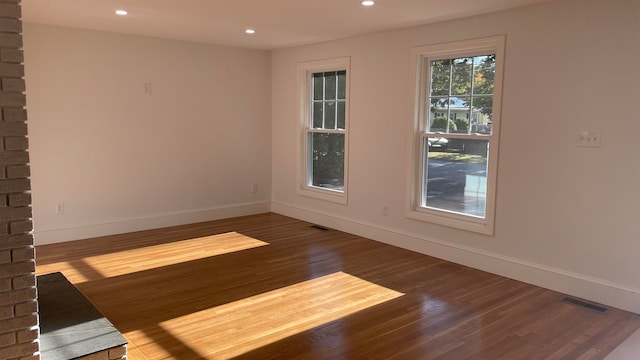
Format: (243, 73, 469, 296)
(298, 186, 348, 205)
(406, 207, 494, 235)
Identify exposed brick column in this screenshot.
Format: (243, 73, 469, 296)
(0, 1, 40, 359)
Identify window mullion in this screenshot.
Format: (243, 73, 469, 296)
(308, 128, 345, 135)
(447, 62, 453, 133)
(335, 73, 339, 130)
(322, 74, 326, 129)
(469, 57, 476, 136)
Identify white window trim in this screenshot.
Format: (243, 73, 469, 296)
(297, 57, 350, 204)
(406, 36, 506, 235)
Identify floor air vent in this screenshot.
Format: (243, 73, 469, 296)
(562, 297, 609, 313)
(310, 225, 329, 231)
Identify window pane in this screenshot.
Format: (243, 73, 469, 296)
(430, 60, 451, 96)
(429, 97, 448, 132)
(324, 72, 337, 100)
(471, 95, 492, 134)
(309, 132, 345, 191)
(313, 102, 323, 128)
(449, 97, 470, 134)
(337, 70, 346, 99)
(431, 97, 475, 134)
(451, 57, 473, 95)
(423, 137, 488, 218)
(473, 55, 495, 96)
(313, 73, 324, 100)
(337, 101, 345, 129)
(324, 101, 336, 129)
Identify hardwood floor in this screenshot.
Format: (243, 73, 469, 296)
(35, 213, 640, 360)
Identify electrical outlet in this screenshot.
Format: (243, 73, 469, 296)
(56, 202, 64, 214)
(251, 184, 258, 193)
(382, 204, 389, 216)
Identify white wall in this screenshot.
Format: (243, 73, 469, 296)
(271, 0, 640, 312)
(24, 24, 272, 245)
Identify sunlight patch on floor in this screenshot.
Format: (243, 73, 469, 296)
(36, 232, 268, 282)
(131, 272, 404, 360)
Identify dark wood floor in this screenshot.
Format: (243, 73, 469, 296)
(36, 213, 640, 359)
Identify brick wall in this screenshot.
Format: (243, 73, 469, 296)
(0, 1, 40, 359)
(77, 345, 127, 360)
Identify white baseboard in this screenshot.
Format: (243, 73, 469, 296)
(34, 201, 271, 246)
(271, 201, 640, 314)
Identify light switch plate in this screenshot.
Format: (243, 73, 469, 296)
(577, 131, 601, 148)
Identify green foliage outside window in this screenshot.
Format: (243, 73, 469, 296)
(431, 116, 457, 133)
(454, 118, 469, 132)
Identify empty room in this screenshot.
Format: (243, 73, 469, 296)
(2, 0, 640, 359)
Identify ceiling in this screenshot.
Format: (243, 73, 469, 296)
(22, 0, 555, 50)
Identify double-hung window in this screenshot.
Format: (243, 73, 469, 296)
(298, 57, 350, 203)
(408, 36, 505, 234)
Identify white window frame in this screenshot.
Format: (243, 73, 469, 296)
(297, 57, 350, 204)
(406, 36, 505, 235)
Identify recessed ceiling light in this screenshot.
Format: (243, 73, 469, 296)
(115, 10, 128, 16)
(361, 0, 375, 6)
(245, 29, 256, 34)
